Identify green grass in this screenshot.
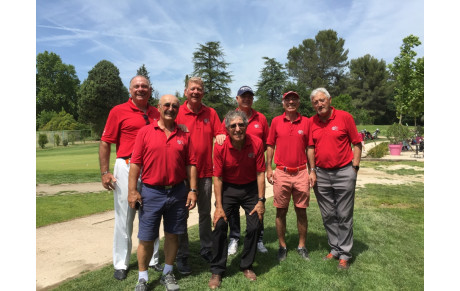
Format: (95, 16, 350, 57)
(36, 191, 114, 227)
(36, 143, 116, 184)
(53, 181, 424, 290)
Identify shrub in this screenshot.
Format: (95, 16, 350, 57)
(63, 139, 69, 146)
(54, 134, 61, 146)
(367, 142, 389, 158)
(68, 133, 76, 145)
(386, 123, 411, 144)
(38, 134, 48, 149)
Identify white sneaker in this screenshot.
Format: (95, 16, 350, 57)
(228, 238, 238, 255)
(257, 242, 268, 253)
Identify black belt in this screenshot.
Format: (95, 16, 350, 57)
(223, 180, 257, 189)
(318, 162, 352, 171)
(144, 181, 184, 190)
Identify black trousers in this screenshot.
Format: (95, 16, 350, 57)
(210, 181, 262, 275)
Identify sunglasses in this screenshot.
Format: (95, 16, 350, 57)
(143, 114, 150, 125)
(162, 103, 180, 109)
(229, 123, 246, 129)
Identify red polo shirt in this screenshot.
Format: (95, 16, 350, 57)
(213, 134, 266, 184)
(309, 107, 361, 169)
(217, 108, 269, 144)
(267, 112, 311, 168)
(176, 101, 221, 178)
(101, 99, 160, 158)
(130, 121, 196, 185)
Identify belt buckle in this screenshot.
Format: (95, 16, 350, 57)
(165, 185, 173, 190)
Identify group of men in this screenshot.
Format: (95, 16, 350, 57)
(99, 75, 362, 291)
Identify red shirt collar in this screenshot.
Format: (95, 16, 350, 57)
(282, 111, 301, 122)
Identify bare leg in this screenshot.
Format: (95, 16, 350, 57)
(294, 206, 307, 248)
(137, 240, 154, 272)
(276, 208, 288, 247)
(164, 232, 179, 266)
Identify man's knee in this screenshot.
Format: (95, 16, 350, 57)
(276, 208, 289, 218)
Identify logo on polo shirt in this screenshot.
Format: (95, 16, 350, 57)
(298, 130, 304, 135)
(248, 152, 255, 158)
(177, 139, 184, 145)
(204, 118, 209, 124)
(332, 126, 339, 131)
(254, 124, 260, 129)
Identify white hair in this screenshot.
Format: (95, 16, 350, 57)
(310, 88, 331, 101)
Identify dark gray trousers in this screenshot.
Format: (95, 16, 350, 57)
(313, 163, 356, 261)
(177, 177, 213, 258)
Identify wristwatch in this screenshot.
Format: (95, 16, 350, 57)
(352, 165, 360, 171)
(258, 197, 266, 203)
(189, 189, 197, 193)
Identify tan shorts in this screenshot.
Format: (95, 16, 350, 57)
(273, 168, 309, 208)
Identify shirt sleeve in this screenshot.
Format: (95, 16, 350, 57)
(255, 139, 266, 172)
(213, 144, 224, 177)
(130, 127, 145, 165)
(100, 107, 120, 143)
(186, 134, 197, 166)
(345, 113, 361, 145)
(266, 117, 277, 146)
(211, 109, 222, 137)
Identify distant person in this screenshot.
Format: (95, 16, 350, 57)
(308, 87, 362, 270)
(266, 91, 313, 262)
(175, 76, 221, 274)
(208, 111, 266, 289)
(129, 94, 197, 291)
(216, 85, 269, 255)
(99, 75, 162, 281)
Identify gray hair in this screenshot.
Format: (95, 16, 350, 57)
(129, 75, 151, 88)
(310, 87, 331, 102)
(186, 76, 204, 89)
(224, 111, 248, 129)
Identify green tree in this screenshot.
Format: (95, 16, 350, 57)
(388, 35, 424, 125)
(38, 134, 48, 149)
(136, 64, 159, 106)
(77, 60, 128, 137)
(286, 29, 349, 97)
(36, 51, 80, 119)
(254, 57, 289, 123)
(192, 41, 234, 118)
(36, 110, 58, 130)
(347, 54, 392, 124)
(40, 109, 86, 131)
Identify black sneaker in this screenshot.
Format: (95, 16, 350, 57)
(176, 257, 191, 275)
(297, 247, 310, 260)
(113, 269, 127, 280)
(277, 246, 287, 262)
(160, 271, 180, 291)
(135, 278, 148, 291)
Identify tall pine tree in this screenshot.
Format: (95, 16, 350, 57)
(191, 41, 233, 118)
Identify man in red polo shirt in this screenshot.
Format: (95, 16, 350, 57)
(128, 94, 197, 291)
(266, 91, 312, 263)
(308, 87, 362, 270)
(208, 110, 266, 289)
(215, 85, 269, 255)
(175, 76, 221, 274)
(99, 75, 163, 280)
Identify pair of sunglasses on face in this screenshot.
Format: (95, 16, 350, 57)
(229, 123, 246, 129)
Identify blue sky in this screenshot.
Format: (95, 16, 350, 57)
(36, 0, 424, 97)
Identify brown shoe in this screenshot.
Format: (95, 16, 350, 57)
(243, 269, 257, 281)
(337, 259, 350, 270)
(323, 253, 338, 261)
(208, 274, 221, 289)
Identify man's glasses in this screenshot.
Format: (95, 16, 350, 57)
(143, 114, 150, 125)
(229, 123, 246, 129)
(162, 103, 180, 109)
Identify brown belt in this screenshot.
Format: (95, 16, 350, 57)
(276, 164, 307, 174)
